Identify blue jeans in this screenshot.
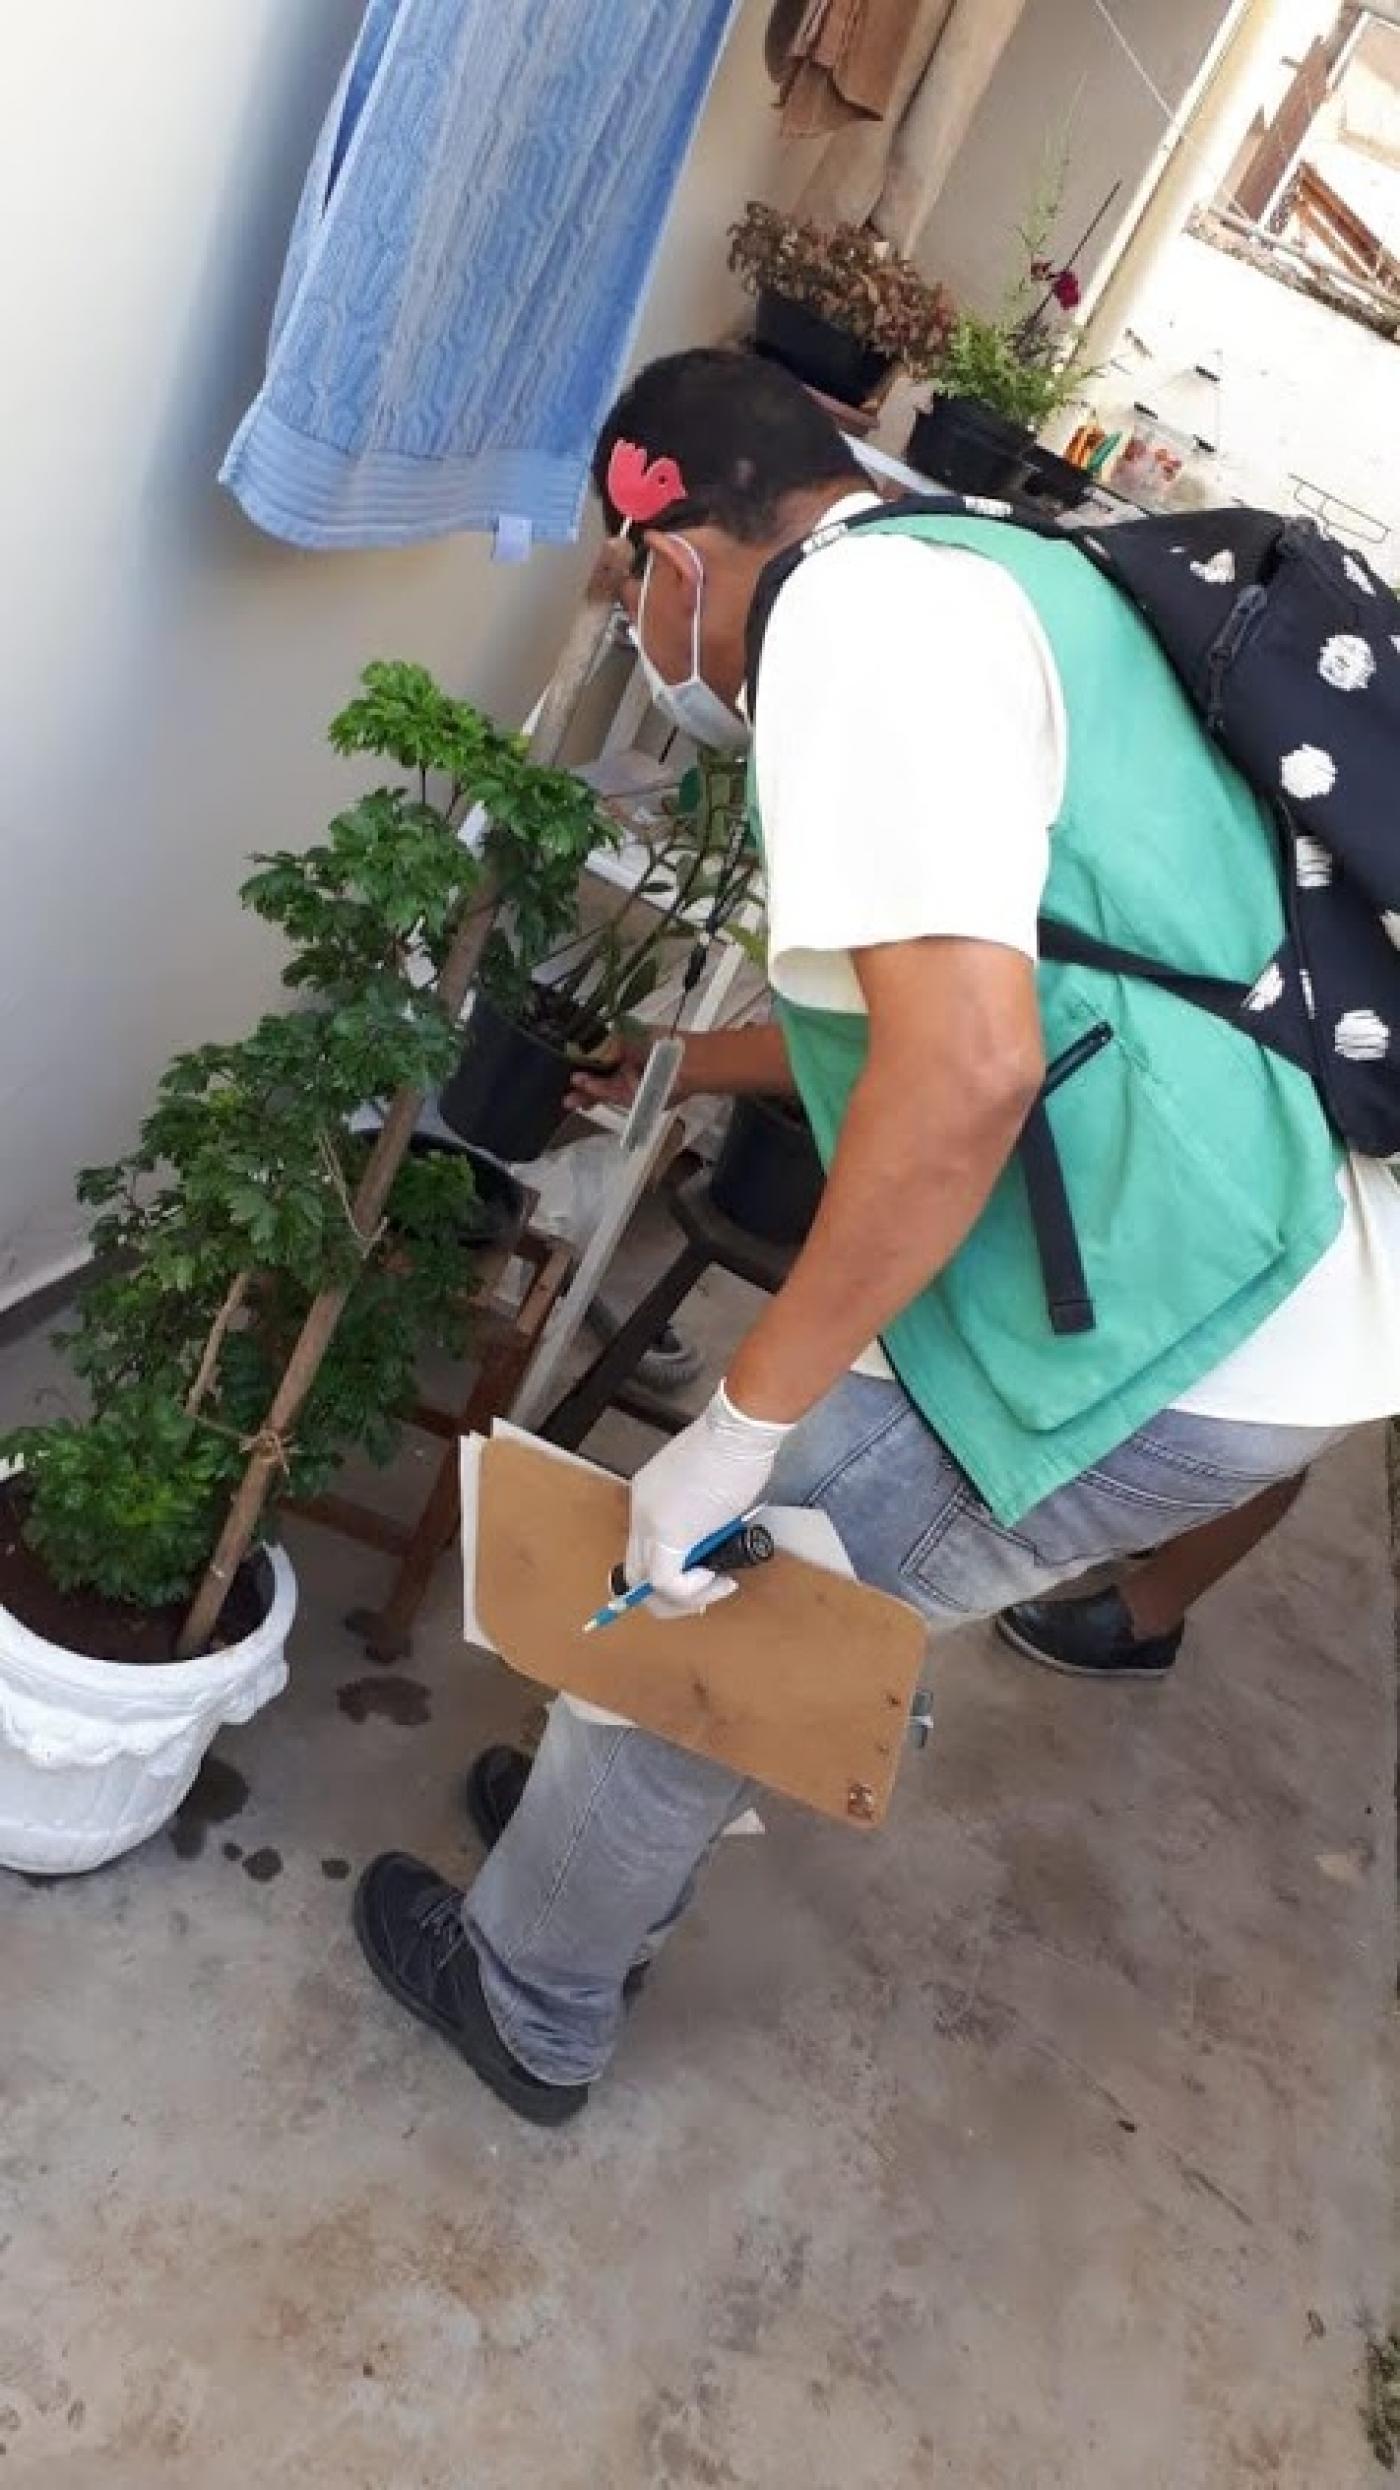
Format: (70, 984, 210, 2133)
(465, 1378, 1339, 2085)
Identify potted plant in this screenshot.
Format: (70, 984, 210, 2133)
(0, 661, 600, 1874)
(440, 753, 761, 1159)
(709, 1089, 826, 1247)
(728, 201, 954, 409)
(910, 165, 1097, 503)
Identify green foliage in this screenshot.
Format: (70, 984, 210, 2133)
(934, 312, 1086, 432)
(7, 1397, 249, 1610)
(526, 752, 759, 1047)
(931, 142, 1095, 432)
(4, 658, 607, 1618)
(728, 202, 955, 377)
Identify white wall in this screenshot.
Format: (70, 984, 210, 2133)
(913, 0, 1239, 313)
(1123, 228, 1400, 549)
(0, 0, 782, 1308)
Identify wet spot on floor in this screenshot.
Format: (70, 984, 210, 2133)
(242, 1847, 283, 1884)
(337, 1676, 432, 1727)
(168, 1755, 250, 1859)
(320, 1857, 351, 1881)
(223, 1841, 243, 1862)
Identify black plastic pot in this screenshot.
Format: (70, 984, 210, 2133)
(709, 1094, 826, 1247)
(438, 991, 575, 1164)
(402, 1134, 529, 1253)
(907, 396, 1091, 514)
(753, 290, 890, 409)
(907, 395, 1037, 497)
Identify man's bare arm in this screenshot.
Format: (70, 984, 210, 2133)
(569, 1019, 796, 1111)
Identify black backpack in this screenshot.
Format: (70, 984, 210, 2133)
(748, 493, 1400, 1332)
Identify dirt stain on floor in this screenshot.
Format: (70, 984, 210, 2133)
(242, 1847, 283, 1884)
(168, 1756, 250, 1860)
(320, 1857, 351, 1881)
(337, 1677, 432, 1728)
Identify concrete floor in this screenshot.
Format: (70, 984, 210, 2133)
(1, 1258, 1396, 2489)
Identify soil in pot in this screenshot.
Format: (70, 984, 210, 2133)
(439, 987, 602, 1164)
(0, 1483, 267, 1666)
(753, 291, 890, 409)
(709, 1094, 826, 1247)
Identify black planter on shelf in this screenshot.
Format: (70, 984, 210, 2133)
(906, 395, 1037, 498)
(437, 990, 576, 1165)
(401, 1134, 529, 1253)
(907, 395, 1091, 515)
(753, 290, 890, 409)
(709, 1094, 826, 1248)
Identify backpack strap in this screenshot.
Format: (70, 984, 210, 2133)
(744, 491, 1065, 716)
(1038, 918, 1252, 1023)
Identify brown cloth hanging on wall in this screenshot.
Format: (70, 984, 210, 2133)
(766, 0, 919, 138)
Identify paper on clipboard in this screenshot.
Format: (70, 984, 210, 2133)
(460, 1422, 857, 1826)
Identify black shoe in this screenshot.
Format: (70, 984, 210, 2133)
(464, 1744, 534, 1849)
(996, 1587, 1182, 1680)
(463, 1746, 651, 2004)
(353, 1852, 588, 2128)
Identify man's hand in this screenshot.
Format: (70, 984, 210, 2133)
(626, 1384, 792, 1616)
(567, 1021, 798, 1115)
(566, 1036, 649, 1114)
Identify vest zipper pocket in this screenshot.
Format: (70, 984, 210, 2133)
(1042, 1021, 1113, 1100)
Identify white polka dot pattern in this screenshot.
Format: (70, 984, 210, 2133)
(1295, 834, 1333, 887)
(1318, 634, 1376, 693)
(1335, 1010, 1389, 1061)
(1282, 748, 1338, 802)
(1244, 963, 1284, 1012)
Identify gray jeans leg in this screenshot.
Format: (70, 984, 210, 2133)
(464, 1379, 1343, 2085)
(466, 1699, 750, 2086)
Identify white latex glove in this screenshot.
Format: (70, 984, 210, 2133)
(626, 1382, 793, 1618)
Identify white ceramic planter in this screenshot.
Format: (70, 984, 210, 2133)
(0, 1545, 296, 1875)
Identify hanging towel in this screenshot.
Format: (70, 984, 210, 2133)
(766, 0, 918, 138)
(221, 0, 739, 553)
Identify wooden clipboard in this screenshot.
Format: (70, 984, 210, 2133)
(476, 1437, 926, 1827)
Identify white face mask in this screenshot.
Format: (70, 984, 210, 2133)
(635, 539, 751, 755)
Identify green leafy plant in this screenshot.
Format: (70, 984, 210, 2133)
(728, 201, 955, 378)
(1, 662, 611, 1629)
(931, 148, 1095, 431)
(522, 753, 759, 1048)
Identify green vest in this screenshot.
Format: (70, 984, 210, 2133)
(756, 512, 1344, 1524)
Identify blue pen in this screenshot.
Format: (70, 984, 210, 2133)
(582, 1513, 765, 1635)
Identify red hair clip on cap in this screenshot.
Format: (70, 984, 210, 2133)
(605, 440, 750, 756)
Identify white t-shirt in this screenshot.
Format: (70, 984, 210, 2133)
(757, 493, 1400, 1428)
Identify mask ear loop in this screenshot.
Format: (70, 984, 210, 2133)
(600, 444, 748, 1035)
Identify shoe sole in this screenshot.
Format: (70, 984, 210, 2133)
(994, 1614, 1174, 1681)
(351, 1875, 585, 2129)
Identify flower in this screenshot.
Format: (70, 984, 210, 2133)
(1051, 268, 1082, 310)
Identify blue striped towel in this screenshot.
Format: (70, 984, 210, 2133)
(221, 0, 738, 553)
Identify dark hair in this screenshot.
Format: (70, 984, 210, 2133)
(593, 348, 863, 543)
